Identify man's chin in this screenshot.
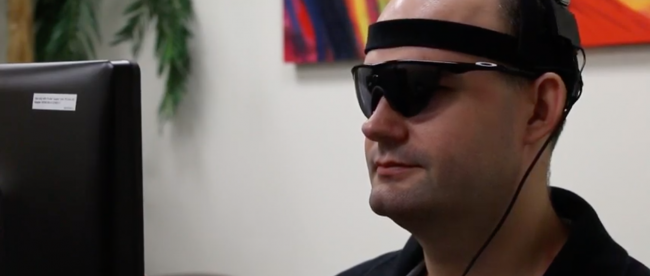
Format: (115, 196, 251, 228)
(368, 184, 444, 234)
(368, 183, 427, 218)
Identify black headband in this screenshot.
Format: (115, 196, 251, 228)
(365, 19, 519, 64)
(364, 19, 575, 73)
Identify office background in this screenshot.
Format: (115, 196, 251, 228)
(0, 0, 648, 275)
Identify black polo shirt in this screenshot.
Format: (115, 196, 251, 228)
(338, 187, 650, 276)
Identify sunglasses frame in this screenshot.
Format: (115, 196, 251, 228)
(351, 59, 539, 79)
(350, 60, 541, 118)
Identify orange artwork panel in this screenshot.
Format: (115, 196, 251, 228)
(571, 0, 650, 47)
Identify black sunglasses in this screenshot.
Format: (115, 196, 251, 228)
(351, 60, 538, 118)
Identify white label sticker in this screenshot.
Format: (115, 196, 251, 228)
(32, 93, 78, 111)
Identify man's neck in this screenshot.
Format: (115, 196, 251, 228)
(411, 179, 568, 276)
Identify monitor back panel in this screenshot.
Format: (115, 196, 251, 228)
(0, 60, 143, 276)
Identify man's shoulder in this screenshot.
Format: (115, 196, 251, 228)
(625, 256, 650, 276)
(333, 249, 650, 276)
(336, 250, 401, 276)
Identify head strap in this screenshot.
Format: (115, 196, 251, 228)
(365, 18, 572, 72)
(365, 19, 521, 66)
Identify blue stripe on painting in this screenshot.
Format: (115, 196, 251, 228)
(301, 0, 330, 61)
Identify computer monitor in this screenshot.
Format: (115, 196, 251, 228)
(0, 60, 144, 276)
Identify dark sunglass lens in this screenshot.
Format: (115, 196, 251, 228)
(354, 62, 445, 118)
(385, 63, 444, 117)
(353, 67, 375, 118)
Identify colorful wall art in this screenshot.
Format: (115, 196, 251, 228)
(283, 0, 650, 64)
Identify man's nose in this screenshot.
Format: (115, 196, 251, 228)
(361, 97, 408, 144)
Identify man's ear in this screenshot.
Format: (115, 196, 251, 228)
(524, 72, 566, 145)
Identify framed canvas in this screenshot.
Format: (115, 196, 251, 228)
(572, 0, 650, 47)
(283, 0, 650, 64)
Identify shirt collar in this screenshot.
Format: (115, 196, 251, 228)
(391, 187, 629, 276)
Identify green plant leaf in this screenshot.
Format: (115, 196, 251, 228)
(35, 0, 194, 123)
(34, 0, 102, 62)
(113, 0, 194, 122)
(111, 0, 151, 57)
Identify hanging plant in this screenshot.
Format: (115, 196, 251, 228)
(31, 0, 194, 122)
(34, 0, 102, 61)
(112, 0, 194, 120)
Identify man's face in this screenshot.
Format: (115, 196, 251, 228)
(362, 0, 529, 224)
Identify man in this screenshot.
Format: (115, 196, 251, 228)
(339, 0, 650, 275)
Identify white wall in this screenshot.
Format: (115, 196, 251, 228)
(89, 0, 650, 275)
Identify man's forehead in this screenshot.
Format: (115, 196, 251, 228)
(379, 0, 507, 32)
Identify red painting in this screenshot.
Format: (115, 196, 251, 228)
(572, 0, 650, 47)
